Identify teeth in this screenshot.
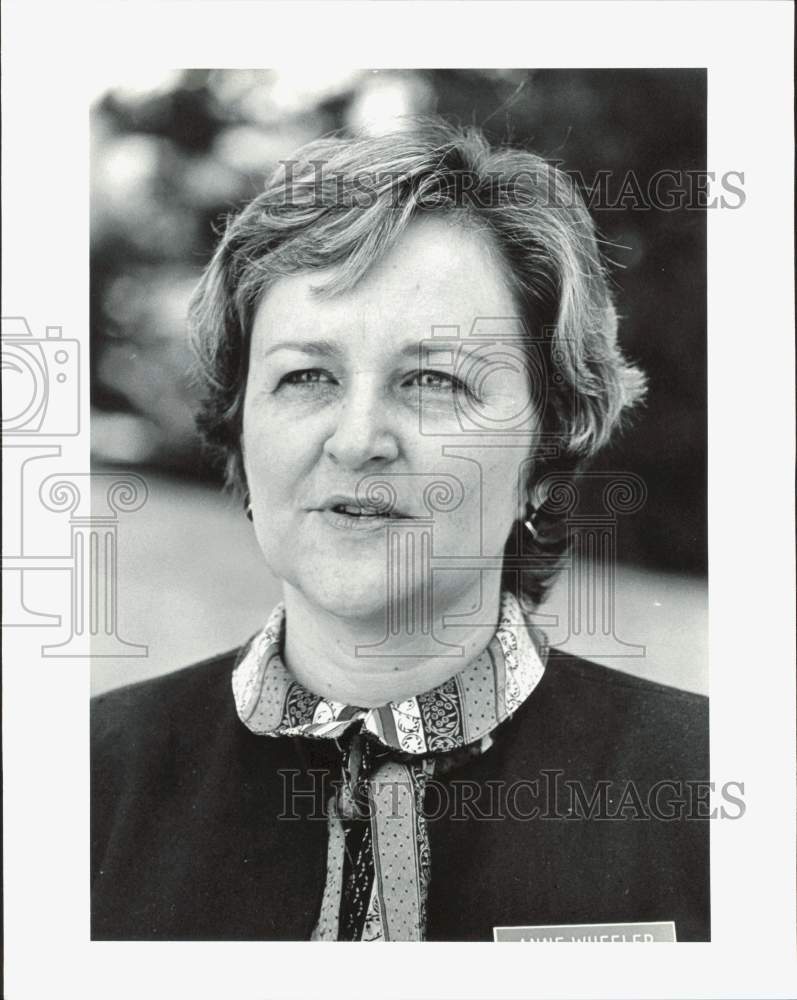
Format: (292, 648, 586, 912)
(333, 504, 391, 517)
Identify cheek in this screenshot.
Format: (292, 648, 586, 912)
(429, 455, 522, 553)
(242, 414, 305, 509)
(476, 453, 525, 525)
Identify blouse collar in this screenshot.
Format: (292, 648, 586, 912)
(232, 590, 549, 755)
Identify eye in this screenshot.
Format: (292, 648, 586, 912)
(409, 370, 467, 393)
(277, 369, 336, 389)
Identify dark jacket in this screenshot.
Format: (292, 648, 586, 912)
(91, 647, 710, 941)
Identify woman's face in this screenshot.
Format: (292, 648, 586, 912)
(242, 215, 539, 623)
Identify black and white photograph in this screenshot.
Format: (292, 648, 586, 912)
(89, 67, 711, 943)
(2, 2, 795, 998)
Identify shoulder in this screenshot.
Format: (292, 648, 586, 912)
(91, 647, 245, 762)
(514, 647, 708, 778)
(544, 647, 707, 712)
(91, 646, 253, 870)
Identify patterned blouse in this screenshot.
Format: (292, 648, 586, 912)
(232, 590, 548, 941)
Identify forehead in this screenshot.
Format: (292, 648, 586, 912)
(250, 215, 520, 350)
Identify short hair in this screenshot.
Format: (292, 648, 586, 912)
(189, 117, 646, 606)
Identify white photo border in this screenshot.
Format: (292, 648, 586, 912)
(2, 1, 795, 998)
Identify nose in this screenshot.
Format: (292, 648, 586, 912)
(323, 376, 400, 470)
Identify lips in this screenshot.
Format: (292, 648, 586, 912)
(312, 493, 413, 529)
(331, 502, 402, 519)
(317, 493, 408, 518)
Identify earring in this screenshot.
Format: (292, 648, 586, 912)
(523, 502, 539, 541)
(244, 493, 253, 522)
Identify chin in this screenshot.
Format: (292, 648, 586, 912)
(296, 570, 391, 623)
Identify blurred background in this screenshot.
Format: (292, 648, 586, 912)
(90, 68, 707, 695)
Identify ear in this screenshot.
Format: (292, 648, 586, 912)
(516, 453, 540, 522)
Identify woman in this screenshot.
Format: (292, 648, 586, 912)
(91, 119, 709, 942)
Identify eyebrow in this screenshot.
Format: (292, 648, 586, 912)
(262, 339, 344, 359)
(261, 338, 490, 363)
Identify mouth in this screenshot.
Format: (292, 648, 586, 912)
(316, 498, 412, 532)
(329, 503, 404, 519)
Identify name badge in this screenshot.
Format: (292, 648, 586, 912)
(493, 921, 676, 942)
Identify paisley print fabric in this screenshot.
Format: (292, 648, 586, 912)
(232, 590, 548, 941)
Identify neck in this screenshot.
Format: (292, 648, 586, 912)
(281, 578, 503, 708)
